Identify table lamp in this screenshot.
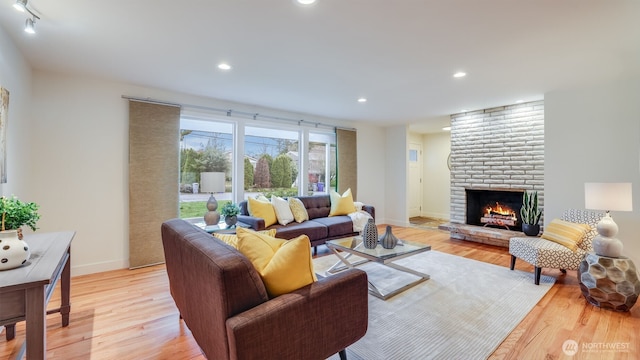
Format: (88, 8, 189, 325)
(200, 172, 226, 225)
(584, 182, 633, 258)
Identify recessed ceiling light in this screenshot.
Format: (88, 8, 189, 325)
(442, 126, 451, 131)
(453, 72, 466, 78)
(516, 99, 524, 103)
(357, 98, 367, 103)
(460, 109, 468, 112)
(218, 63, 232, 70)
(297, 0, 316, 4)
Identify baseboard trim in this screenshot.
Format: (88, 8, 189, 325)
(420, 211, 450, 220)
(72, 259, 128, 276)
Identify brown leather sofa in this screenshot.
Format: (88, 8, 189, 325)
(238, 195, 375, 253)
(161, 218, 369, 360)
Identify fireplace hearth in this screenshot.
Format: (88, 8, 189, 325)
(466, 189, 524, 231)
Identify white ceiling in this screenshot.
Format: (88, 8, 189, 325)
(1, 0, 639, 133)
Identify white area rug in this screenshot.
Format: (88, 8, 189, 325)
(317, 250, 555, 360)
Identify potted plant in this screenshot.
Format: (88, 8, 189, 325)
(0, 196, 40, 270)
(220, 202, 240, 227)
(520, 191, 542, 236)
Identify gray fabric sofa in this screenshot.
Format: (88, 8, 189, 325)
(161, 218, 369, 360)
(237, 194, 375, 252)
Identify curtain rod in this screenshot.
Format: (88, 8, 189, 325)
(122, 95, 356, 131)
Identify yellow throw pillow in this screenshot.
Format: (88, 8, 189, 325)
(541, 219, 591, 251)
(288, 197, 309, 223)
(215, 229, 277, 249)
(236, 227, 317, 297)
(329, 188, 356, 216)
(247, 197, 278, 227)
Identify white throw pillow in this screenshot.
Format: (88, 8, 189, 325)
(271, 196, 295, 226)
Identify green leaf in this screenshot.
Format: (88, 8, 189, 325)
(0, 196, 41, 232)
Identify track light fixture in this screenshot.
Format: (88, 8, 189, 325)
(25, 17, 36, 34)
(13, 0, 41, 34)
(13, 0, 27, 12)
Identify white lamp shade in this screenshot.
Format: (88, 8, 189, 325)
(200, 172, 226, 193)
(584, 182, 633, 211)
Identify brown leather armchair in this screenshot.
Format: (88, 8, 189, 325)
(161, 219, 368, 360)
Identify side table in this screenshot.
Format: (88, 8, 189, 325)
(578, 252, 640, 312)
(0, 231, 75, 359)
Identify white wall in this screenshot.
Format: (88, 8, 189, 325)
(0, 26, 33, 198)
(422, 132, 451, 219)
(29, 73, 130, 274)
(25, 70, 386, 275)
(385, 125, 409, 226)
(357, 125, 387, 223)
(545, 78, 640, 265)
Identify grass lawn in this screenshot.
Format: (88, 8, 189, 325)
(179, 200, 231, 219)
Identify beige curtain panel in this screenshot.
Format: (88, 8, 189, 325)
(128, 100, 180, 268)
(336, 128, 358, 199)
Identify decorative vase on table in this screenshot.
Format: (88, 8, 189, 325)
(362, 218, 378, 249)
(224, 215, 237, 227)
(0, 229, 31, 271)
(379, 225, 399, 249)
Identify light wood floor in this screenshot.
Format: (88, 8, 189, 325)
(2, 226, 638, 359)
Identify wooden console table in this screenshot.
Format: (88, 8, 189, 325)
(0, 231, 74, 359)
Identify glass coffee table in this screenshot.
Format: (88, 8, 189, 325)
(325, 236, 431, 300)
(191, 220, 250, 234)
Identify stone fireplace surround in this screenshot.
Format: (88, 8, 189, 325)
(440, 101, 545, 247)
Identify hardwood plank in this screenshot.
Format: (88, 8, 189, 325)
(1, 226, 638, 359)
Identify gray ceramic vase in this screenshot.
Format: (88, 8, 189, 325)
(380, 225, 398, 249)
(362, 218, 378, 249)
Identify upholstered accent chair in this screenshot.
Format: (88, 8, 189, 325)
(509, 209, 604, 285)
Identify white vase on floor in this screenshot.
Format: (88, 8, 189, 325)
(0, 229, 31, 270)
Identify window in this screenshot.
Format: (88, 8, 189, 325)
(178, 115, 341, 221)
(179, 118, 233, 219)
(244, 126, 299, 199)
(409, 149, 418, 162)
(308, 132, 336, 195)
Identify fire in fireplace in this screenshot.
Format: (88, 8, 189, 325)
(466, 189, 524, 231)
(481, 202, 518, 229)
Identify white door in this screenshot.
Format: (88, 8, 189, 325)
(408, 143, 423, 218)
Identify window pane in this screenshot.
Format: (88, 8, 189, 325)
(245, 126, 299, 199)
(409, 149, 418, 162)
(179, 118, 233, 220)
(309, 131, 336, 195)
